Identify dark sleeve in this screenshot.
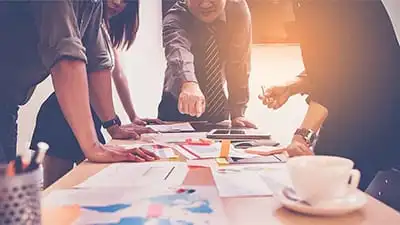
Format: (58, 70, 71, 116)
(225, 0, 251, 119)
(163, 13, 197, 98)
(30, 0, 87, 71)
(295, 3, 334, 109)
(83, 3, 113, 73)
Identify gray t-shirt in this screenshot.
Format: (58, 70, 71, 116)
(0, 0, 112, 105)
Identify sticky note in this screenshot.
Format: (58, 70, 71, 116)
(147, 204, 163, 218)
(216, 157, 229, 165)
(219, 140, 231, 158)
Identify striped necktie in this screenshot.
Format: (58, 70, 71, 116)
(203, 25, 227, 121)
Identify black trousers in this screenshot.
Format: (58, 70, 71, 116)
(0, 103, 18, 163)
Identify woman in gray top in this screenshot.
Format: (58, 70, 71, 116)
(0, 0, 156, 164)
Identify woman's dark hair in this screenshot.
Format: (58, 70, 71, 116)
(104, 0, 139, 50)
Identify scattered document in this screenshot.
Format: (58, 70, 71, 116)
(44, 186, 228, 225)
(147, 122, 195, 133)
(141, 132, 207, 143)
(119, 144, 178, 159)
(211, 164, 292, 197)
(76, 162, 188, 188)
(177, 143, 257, 160)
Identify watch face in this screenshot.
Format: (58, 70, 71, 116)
(295, 128, 316, 145)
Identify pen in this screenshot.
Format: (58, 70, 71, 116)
(26, 142, 49, 172)
(261, 85, 266, 96)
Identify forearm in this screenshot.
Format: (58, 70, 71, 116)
(89, 69, 117, 122)
(299, 101, 328, 132)
(163, 16, 197, 96)
(229, 100, 248, 119)
(286, 75, 310, 96)
(51, 60, 98, 151)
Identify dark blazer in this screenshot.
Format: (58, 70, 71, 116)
(295, 0, 400, 190)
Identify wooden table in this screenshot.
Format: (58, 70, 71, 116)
(42, 140, 400, 225)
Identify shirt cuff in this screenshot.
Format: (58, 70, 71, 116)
(41, 37, 87, 70)
(230, 105, 247, 119)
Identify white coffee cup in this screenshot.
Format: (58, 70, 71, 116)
(287, 155, 360, 205)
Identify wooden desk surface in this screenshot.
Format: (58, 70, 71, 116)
(42, 140, 400, 225)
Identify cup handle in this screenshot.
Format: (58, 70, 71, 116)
(348, 169, 361, 189)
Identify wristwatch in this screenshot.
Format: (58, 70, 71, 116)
(294, 128, 317, 146)
(102, 115, 121, 129)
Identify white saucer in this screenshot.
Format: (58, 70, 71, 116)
(276, 189, 368, 216)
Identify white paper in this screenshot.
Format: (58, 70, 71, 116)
(141, 132, 207, 143)
(174, 145, 199, 160)
(179, 143, 257, 159)
(119, 144, 178, 159)
(211, 164, 291, 197)
(76, 162, 188, 188)
(44, 186, 228, 225)
(147, 122, 195, 132)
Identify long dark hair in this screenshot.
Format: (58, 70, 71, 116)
(103, 0, 139, 50)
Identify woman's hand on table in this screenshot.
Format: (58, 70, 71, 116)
(132, 117, 165, 126)
(107, 124, 155, 140)
(264, 136, 313, 157)
(85, 143, 159, 163)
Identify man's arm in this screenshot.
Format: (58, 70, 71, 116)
(163, 13, 205, 117)
(163, 13, 197, 97)
(225, 0, 251, 120)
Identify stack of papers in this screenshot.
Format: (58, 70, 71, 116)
(147, 122, 195, 133)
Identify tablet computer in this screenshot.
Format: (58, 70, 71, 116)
(206, 129, 271, 140)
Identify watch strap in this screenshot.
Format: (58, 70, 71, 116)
(294, 128, 316, 146)
(102, 115, 121, 129)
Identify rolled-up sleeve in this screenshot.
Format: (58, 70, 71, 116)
(163, 13, 197, 97)
(84, 3, 113, 73)
(30, 1, 87, 71)
(225, 0, 251, 119)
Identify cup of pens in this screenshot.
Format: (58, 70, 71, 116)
(0, 142, 49, 225)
